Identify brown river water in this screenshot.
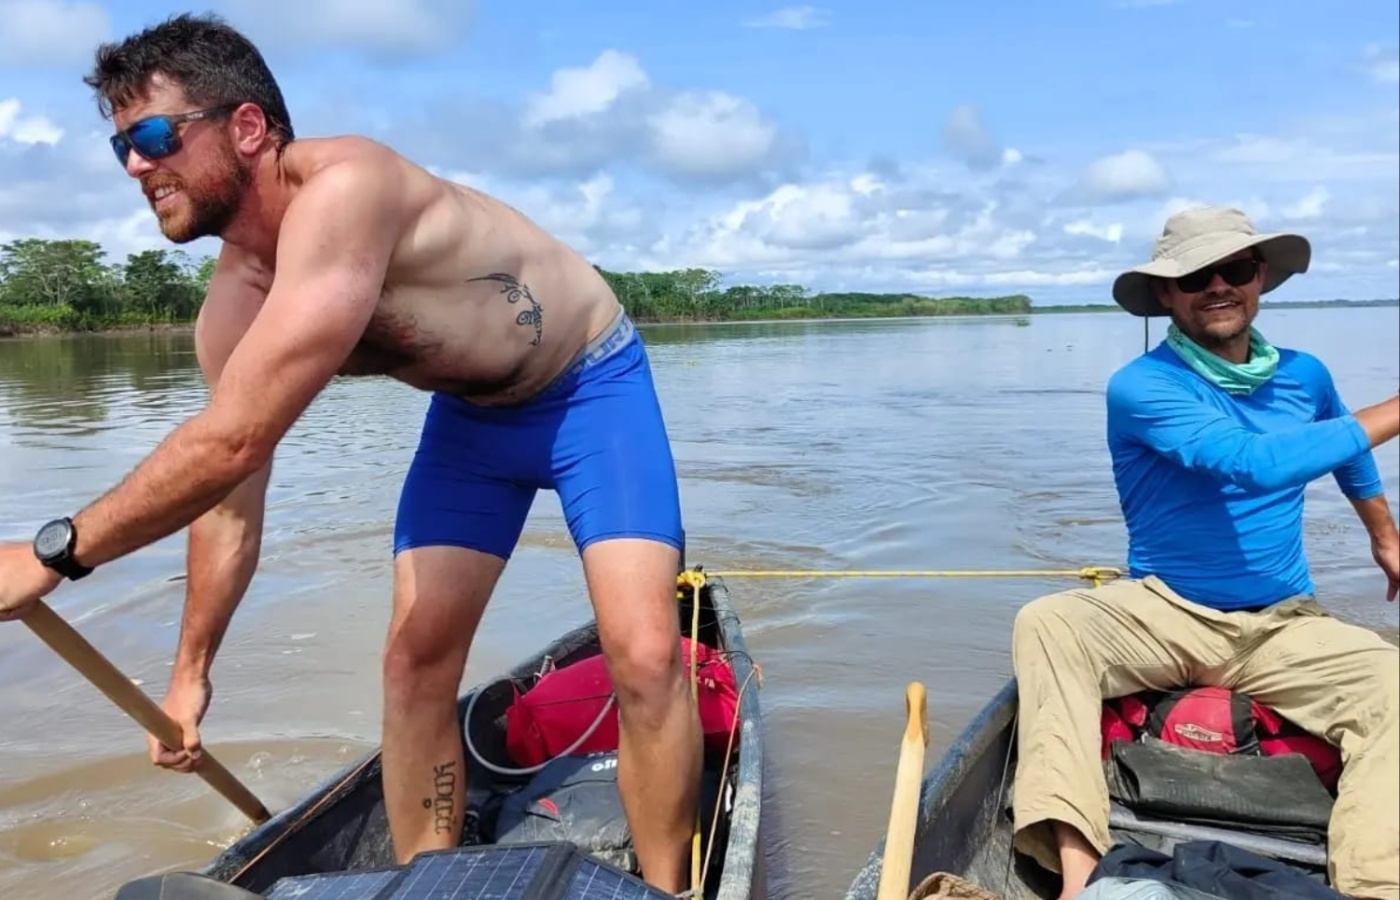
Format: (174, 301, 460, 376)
(1, 308, 1396, 899)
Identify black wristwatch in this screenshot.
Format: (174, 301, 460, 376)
(33, 518, 94, 581)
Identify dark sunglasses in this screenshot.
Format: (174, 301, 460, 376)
(1174, 256, 1261, 294)
(109, 104, 237, 166)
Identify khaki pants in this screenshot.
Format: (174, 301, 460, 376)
(1011, 576, 1399, 900)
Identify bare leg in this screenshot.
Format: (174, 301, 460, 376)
(1053, 821, 1100, 899)
(583, 538, 699, 894)
(381, 546, 503, 864)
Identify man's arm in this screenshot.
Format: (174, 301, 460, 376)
(174, 463, 270, 676)
(1311, 364, 1399, 602)
(1352, 396, 1400, 447)
(70, 161, 400, 569)
(1350, 493, 1400, 603)
(1108, 366, 1398, 493)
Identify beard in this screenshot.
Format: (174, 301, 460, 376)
(150, 144, 251, 244)
(1170, 294, 1255, 349)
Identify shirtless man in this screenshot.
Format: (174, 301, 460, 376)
(0, 15, 699, 891)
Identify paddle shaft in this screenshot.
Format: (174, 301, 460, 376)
(877, 681, 929, 900)
(22, 600, 271, 824)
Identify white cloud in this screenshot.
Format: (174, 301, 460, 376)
(1226, 19, 1255, 29)
(524, 50, 649, 127)
(219, 0, 472, 56)
(1075, 149, 1171, 201)
(1209, 132, 1398, 182)
(979, 267, 1113, 286)
(1364, 44, 1399, 84)
(739, 183, 866, 250)
(743, 6, 829, 29)
(1282, 186, 1330, 221)
(1002, 147, 1024, 165)
(649, 91, 778, 178)
(0, 98, 64, 145)
(403, 51, 787, 183)
(1064, 219, 1124, 243)
(657, 176, 1053, 287)
(943, 105, 1001, 171)
(0, 0, 109, 68)
(850, 173, 884, 196)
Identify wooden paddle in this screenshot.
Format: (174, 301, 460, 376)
(876, 681, 929, 900)
(22, 600, 271, 824)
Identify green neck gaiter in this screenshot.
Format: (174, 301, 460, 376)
(1165, 323, 1279, 395)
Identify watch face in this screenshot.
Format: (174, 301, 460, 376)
(34, 519, 73, 560)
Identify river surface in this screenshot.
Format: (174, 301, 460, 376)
(1, 308, 1396, 899)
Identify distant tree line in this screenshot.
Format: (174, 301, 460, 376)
(0, 238, 1032, 335)
(593, 267, 1031, 320)
(0, 239, 213, 334)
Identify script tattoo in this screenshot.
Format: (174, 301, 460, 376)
(468, 273, 543, 346)
(421, 761, 457, 835)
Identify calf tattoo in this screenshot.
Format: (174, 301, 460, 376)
(469, 273, 543, 346)
(421, 760, 457, 835)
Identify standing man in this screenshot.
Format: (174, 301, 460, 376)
(0, 14, 700, 891)
(1011, 207, 1399, 899)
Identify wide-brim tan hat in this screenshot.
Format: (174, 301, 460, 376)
(1112, 206, 1311, 317)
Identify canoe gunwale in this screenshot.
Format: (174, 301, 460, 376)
(708, 577, 764, 900)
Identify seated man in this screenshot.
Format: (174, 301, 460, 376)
(1011, 207, 1399, 899)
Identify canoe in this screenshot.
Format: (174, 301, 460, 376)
(844, 679, 1331, 899)
(117, 574, 762, 900)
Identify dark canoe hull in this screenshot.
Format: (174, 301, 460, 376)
(844, 680, 1330, 900)
(200, 576, 763, 900)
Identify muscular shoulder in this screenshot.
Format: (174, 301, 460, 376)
(285, 137, 432, 210)
(285, 138, 403, 208)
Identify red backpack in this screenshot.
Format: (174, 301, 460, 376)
(505, 638, 740, 768)
(1101, 686, 1342, 791)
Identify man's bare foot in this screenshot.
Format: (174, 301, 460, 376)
(1053, 820, 1100, 899)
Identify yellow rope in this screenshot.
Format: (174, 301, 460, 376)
(675, 568, 708, 894)
(706, 566, 1123, 586)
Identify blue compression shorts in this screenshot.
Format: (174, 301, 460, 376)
(393, 312, 683, 559)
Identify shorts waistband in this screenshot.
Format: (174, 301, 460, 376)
(540, 309, 635, 395)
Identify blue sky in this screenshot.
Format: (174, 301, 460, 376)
(1, 0, 1397, 304)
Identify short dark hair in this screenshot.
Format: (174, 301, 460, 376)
(84, 13, 294, 145)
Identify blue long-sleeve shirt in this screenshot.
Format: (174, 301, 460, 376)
(1106, 343, 1383, 610)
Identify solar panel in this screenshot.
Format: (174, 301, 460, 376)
(264, 843, 673, 900)
(386, 845, 549, 899)
(561, 858, 671, 900)
(267, 869, 400, 900)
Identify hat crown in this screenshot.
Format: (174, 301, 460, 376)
(1153, 206, 1258, 261)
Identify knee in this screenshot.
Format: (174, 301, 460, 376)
(383, 624, 463, 702)
(1013, 592, 1081, 663)
(607, 634, 685, 716)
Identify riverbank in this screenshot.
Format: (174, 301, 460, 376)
(0, 320, 196, 338)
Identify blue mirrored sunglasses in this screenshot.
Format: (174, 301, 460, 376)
(109, 105, 237, 166)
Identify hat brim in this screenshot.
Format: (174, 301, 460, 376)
(1111, 232, 1311, 317)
